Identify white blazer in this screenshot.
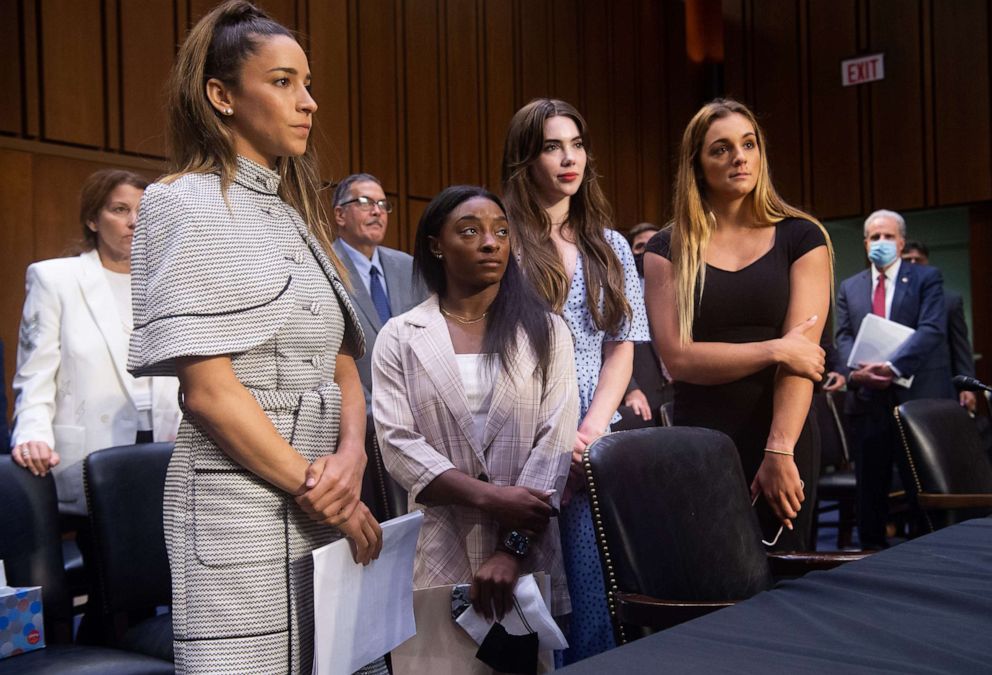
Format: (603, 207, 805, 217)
(11, 249, 181, 514)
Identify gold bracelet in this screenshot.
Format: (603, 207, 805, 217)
(764, 448, 794, 457)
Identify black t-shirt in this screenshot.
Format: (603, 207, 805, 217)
(644, 218, 826, 475)
(645, 218, 826, 344)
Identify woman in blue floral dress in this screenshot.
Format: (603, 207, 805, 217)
(501, 99, 649, 663)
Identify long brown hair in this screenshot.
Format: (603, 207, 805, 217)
(164, 0, 343, 273)
(671, 98, 833, 345)
(501, 98, 631, 334)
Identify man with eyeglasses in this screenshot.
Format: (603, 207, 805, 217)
(332, 173, 428, 408)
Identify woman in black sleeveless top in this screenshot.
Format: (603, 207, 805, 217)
(644, 99, 832, 550)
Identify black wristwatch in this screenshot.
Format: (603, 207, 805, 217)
(500, 530, 531, 558)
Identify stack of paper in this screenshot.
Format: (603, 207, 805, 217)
(848, 313, 916, 388)
(312, 511, 423, 675)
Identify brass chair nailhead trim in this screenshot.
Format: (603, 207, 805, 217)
(893, 406, 934, 533)
(583, 441, 628, 645)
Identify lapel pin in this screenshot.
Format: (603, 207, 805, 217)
(901, 277, 908, 283)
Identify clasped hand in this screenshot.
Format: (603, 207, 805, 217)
(486, 485, 555, 534)
(296, 448, 382, 565)
(850, 362, 894, 390)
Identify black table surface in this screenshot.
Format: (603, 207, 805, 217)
(561, 518, 992, 674)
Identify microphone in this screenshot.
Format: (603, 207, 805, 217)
(952, 375, 992, 393)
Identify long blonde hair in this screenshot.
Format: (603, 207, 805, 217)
(501, 98, 631, 333)
(164, 0, 343, 274)
(671, 98, 833, 345)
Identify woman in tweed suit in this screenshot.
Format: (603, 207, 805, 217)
(127, 3, 384, 673)
(373, 186, 579, 622)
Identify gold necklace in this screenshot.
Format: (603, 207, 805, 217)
(440, 304, 489, 325)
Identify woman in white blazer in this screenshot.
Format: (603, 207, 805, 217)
(11, 168, 181, 515)
(373, 186, 579, 622)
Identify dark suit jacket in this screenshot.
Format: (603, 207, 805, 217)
(835, 260, 954, 414)
(945, 290, 976, 378)
(332, 240, 429, 406)
(0, 338, 8, 450)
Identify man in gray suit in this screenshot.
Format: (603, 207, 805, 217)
(331, 173, 428, 408)
(902, 239, 977, 413)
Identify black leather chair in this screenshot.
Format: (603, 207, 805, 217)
(0, 457, 173, 674)
(83, 443, 175, 662)
(812, 392, 857, 548)
(584, 427, 864, 644)
(976, 390, 992, 463)
(362, 414, 407, 522)
(893, 399, 992, 533)
(613, 343, 672, 432)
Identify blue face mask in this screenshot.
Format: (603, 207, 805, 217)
(868, 240, 898, 267)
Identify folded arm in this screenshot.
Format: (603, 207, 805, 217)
(753, 246, 831, 525)
(643, 252, 824, 386)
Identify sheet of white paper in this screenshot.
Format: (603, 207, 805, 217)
(848, 313, 916, 388)
(312, 510, 423, 675)
(455, 573, 568, 651)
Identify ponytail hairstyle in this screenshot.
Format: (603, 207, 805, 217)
(164, 0, 343, 273)
(671, 98, 833, 345)
(413, 185, 555, 380)
(501, 98, 631, 334)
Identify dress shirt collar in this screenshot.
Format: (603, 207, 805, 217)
(232, 155, 281, 195)
(337, 237, 385, 298)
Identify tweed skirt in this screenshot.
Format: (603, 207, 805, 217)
(165, 382, 385, 674)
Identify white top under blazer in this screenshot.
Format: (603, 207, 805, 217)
(11, 248, 181, 515)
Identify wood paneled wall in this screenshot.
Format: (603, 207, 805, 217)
(722, 0, 992, 220)
(0, 0, 686, 418)
(2, 0, 991, 418)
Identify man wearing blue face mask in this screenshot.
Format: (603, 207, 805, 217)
(834, 209, 953, 549)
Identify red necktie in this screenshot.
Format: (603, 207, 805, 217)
(872, 273, 886, 317)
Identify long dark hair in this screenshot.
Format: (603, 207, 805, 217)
(501, 98, 631, 333)
(414, 185, 555, 380)
(165, 0, 345, 276)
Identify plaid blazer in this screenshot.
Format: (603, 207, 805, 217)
(372, 295, 578, 615)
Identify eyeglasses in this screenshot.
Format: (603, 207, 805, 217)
(338, 196, 393, 213)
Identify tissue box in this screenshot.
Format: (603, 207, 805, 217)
(0, 586, 45, 659)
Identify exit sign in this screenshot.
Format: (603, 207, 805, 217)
(842, 53, 885, 86)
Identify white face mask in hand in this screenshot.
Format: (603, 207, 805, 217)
(751, 480, 805, 547)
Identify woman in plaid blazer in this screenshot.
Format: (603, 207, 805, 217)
(373, 186, 579, 620)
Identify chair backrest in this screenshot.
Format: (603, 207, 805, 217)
(813, 392, 849, 470)
(0, 457, 73, 628)
(659, 402, 674, 427)
(84, 443, 174, 614)
(894, 399, 992, 528)
(585, 427, 773, 617)
(363, 414, 408, 522)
